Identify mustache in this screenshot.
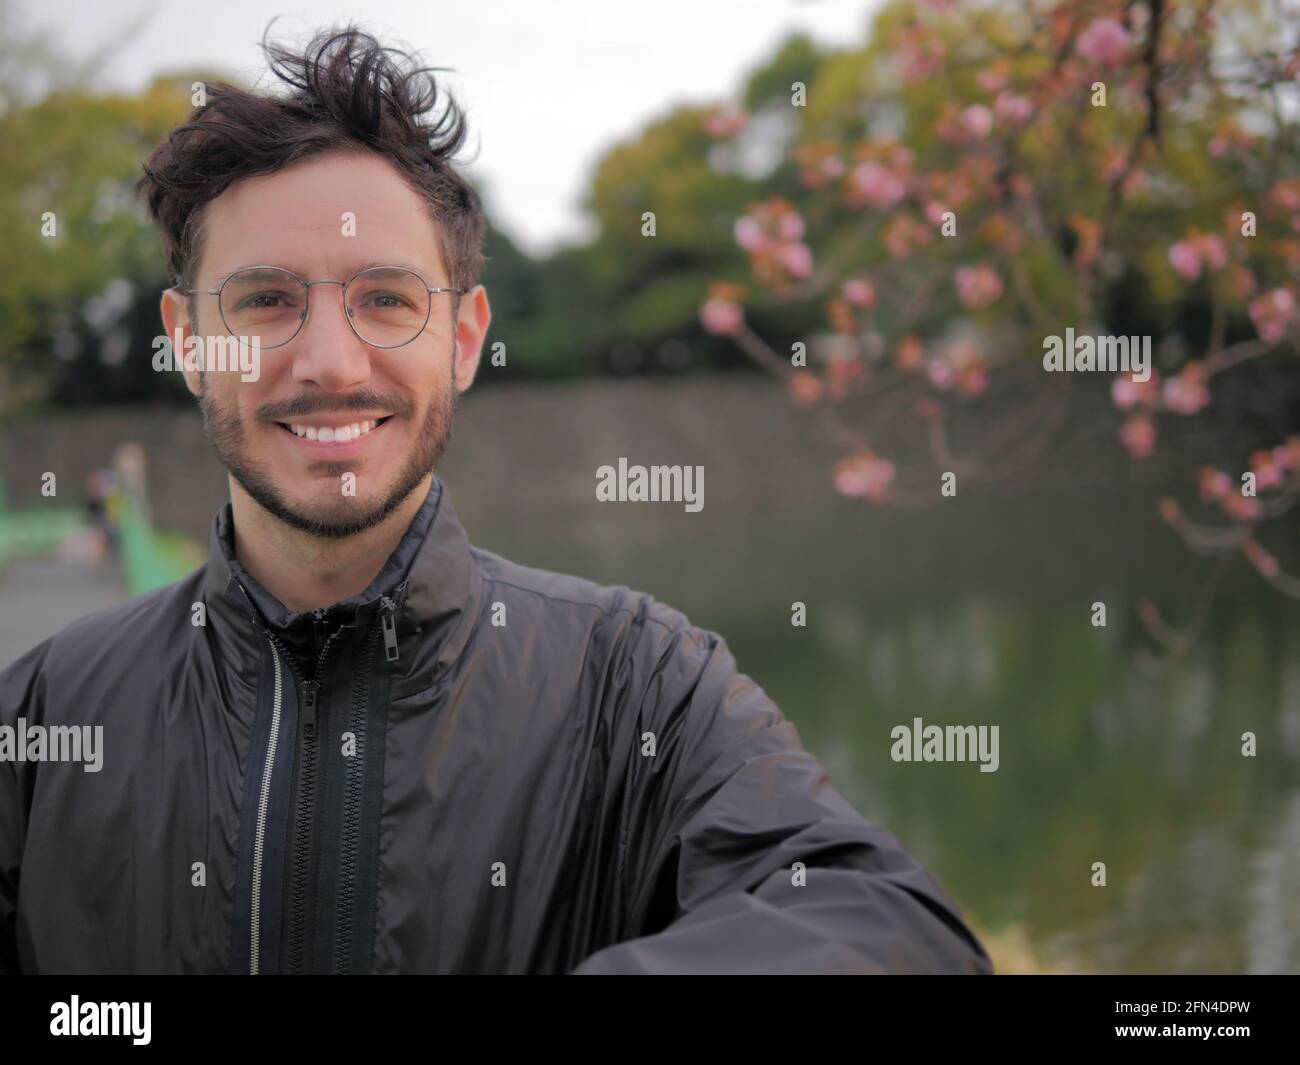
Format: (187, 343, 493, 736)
(256, 389, 411, 422)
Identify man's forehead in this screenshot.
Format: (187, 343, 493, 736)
(199, 152, 445, 276)
(211, 154, 428, 217)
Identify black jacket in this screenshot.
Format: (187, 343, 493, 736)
(0, 476, 991, 973)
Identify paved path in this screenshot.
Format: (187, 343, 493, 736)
(0, 556, 127, 670)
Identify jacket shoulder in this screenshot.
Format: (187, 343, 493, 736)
(468, 547, 707, 649)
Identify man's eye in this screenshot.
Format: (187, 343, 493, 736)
(239, 291, 294, 310)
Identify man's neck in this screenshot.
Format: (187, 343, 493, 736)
(228, 473, 433, 613)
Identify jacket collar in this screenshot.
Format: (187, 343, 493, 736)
(204, 475, 482, 693)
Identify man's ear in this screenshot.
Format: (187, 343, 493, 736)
(451, 284, 491, 394)
(159, 288, 203, 397)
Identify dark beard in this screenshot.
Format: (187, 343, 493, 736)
(198, 362, 457, 540)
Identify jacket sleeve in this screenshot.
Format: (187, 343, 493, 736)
(0, 640, 47, 975)
(571, 618, 991, 975)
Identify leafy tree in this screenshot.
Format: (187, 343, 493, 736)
(695, 0, 1300, 651)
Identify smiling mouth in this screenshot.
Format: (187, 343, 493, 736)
(275, 415, 393, 443)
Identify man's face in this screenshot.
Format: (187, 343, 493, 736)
(162, 150, 486, 539)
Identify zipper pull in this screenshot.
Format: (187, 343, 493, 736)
(379, 596, 400, 663)
(313, 608, 326, 657)
(303, 679, 319, 731)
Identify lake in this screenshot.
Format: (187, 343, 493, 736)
(3, 375, 1297, 972)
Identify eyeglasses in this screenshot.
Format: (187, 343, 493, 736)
(174, 265, 465, 349)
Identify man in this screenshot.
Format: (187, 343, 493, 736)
(0, 24, 991, 975)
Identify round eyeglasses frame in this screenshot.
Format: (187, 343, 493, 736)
(173, 265, 466, 350)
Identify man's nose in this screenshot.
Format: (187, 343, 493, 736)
(288, 283, 373, 391)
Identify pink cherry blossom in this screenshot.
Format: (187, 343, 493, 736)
(1271, 179, 1300, 212)
(1162, 367, 1210, 415)
(898, 30, 946, 84)
(1111, 370, 1160, 410)
(1198, 467, 1233, 501)
(1249, 288, 1296, 344)
(787, 371, 825, 408)
(1209, 122, 1251, 158)
(887, 144, 916, 173)
(924, 201, 949, 226)
(883, 215, 929, 259)
(1199, 234, 1228, 270)
(842, 278, 877, 309)
(734, 216, 770, 254)
(1111, 376, 1140, 409)
(994, 92, 1033, 126)
(1120, 414, 1156, 459)
(852, 162, 907, 209)
(700, 296, 743, 336)
(926, 359, 956, 390)
(1253, 453, 1285, 490)
(835, 452, 895, 502)
(1280, 438, 1300, 471)
(1247, 447, 1288, 490)
(954, 265, 1004, 310)
(817, 156, 845, 181)
(961, 104, 994, 138)
(1169, 241, 1201, 282)
(1077, 18, 1132, 67)
(776, 242, 813, 279)
(704, 107, 748, 138)
(777, 211, 805, 242)
(1223, 494, 1262, 521)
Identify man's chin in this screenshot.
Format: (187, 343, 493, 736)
(235, 473, 423, 540)
(282, 499, 392, 539)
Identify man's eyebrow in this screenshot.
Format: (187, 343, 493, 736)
(212, 261, 438, 284)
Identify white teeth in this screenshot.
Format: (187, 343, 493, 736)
(287, 418, 385, 442)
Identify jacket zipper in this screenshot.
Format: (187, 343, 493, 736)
(249, 635, 286, 975)
(284, 623, 344, 973)
(380, 595, 400, 662)
(246, 595, 401, 974)
(333, 616, 381, 970)
(332, 594, 400, 971)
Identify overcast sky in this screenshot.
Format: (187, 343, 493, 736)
(15, 0, 880, 256)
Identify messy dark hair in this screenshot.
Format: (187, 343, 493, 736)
(137, 21, 486, 323)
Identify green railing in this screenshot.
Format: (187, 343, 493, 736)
(0, 477, 204, 596)
(115, 489, 205, 594)
(0, 504, 85, 570)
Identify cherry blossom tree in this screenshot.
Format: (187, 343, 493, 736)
(700, 0, 1300, 661)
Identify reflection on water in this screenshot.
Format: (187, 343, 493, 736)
(2, 458, 1295, 973)
(474, 489, 1300, 974)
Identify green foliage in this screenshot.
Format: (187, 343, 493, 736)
(0, 71, 203, 416)
(3, 0, 1296, 404)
